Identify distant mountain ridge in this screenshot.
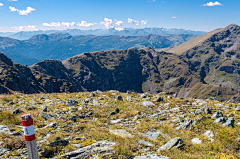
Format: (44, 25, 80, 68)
(0, 27, 206, 40)
(0, 33, 197, 66)
(0, 24, 240, 102)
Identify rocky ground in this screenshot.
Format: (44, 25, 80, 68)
(0, 91, 239, 158)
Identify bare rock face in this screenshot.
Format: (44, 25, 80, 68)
(0, 53, 40, 94)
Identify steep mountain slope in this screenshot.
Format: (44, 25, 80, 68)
(0, 34, 196, 66)
(0, 53, 40, 94)
(166, 24, 240, 92)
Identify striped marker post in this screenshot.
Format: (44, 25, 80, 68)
(21, 114, 39, 159)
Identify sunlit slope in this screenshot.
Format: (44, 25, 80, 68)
(165, 28, 225, 55)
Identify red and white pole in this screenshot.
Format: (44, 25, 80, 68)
(21, 114, 39, 159)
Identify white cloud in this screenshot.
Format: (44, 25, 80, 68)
(18, 7, 36, 15)
(9, 6, 36, 15)
(100, 18, 115, 29)
(0, 3, 3, 7)
(171, 16, 177, 19)
(8, 0, 18, 1)
(202, 1, 223, 6)
(100, 18, 125, 31)
(9, 6, 17, 11)
(43, 22, 61, 27)
(141, 20, 147, 25)
(128, 18, 140, 25)
(61, 22, 76, 27)
(0, 27, 1, 29)
(11, 25, 38, 31)
(76, 21, 97, 27)
(115, 20, 123, 26)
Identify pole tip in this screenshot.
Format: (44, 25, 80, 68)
(21, 114, 32, 121)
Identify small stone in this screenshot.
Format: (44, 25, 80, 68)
(39, 112, 56, 120)
(192, 138, 202, 144)
(48, 139, 69, 146)
(12, 108, 21, 115)
(138, 140, 154, 147)
(126, 96, 133, 102)
(115, 95, 123, 101)
(204, 107, 212, 114)
(0, 125, 9, 134)
(42, 106, 47, 112)
(134, 154, 169, 159)
(214, 117, 227, 123)
(89, 92, 95, 97)
(140, 93, 149, 99)
(109, 129, 134, 138)
(158, 137, 183, 151)
(211, 111, 223, 119)
(66, 98, 77, 106)
(154, 97, 164, 102)
(110, 119, 123, 124)
(41, 149, 54, 158)
(222, 117, 235, 127)
(204, 130, 214, 138)
(43, 122, 58, 128)
(141, 101, 155, 107)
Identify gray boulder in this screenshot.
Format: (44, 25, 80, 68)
(222, 117, 235, 127)
(158, 137, 183, 151)
(211, 111, 223, 119)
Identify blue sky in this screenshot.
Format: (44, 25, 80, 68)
(0, 0, 239, 32)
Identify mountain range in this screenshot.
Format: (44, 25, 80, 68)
(0, 27, 206, 40)
(0, 33, 197, 66)
(0, 24, 239, 102)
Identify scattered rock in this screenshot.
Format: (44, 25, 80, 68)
(134, 154, 169, 159)
(39, 112, 56, 120)
(141, 101, 155, 107)
(12, 108, 21, 115)
(110, 119, 123, 124)
(66, 98, 77, 106)
(214, 117, 227, 123)
(211, 111, 223, 119)
(109, 129, 134, 138)
(204, 107, 212, 114)
(0, 125, 9, 134)
(107, 108, 120, 119)
(222, 117, 235, 127)
(89, 92, 95, 97)
(176, 120, 193, 130)
(43, 122, 58, 129)
(115, 95, 123, 101)
(158, 137, 183, 151)
(140, 93, 149, 99)
(126, 96, 133, 102)
(204, 130, 214, 138)
(41, 149, 54, 158)
(153, 97, 164, 102)
(192, 138, 202, 144)
(138, 140, 154, 147)
(48, 140, 68, 147)
(61, 140, 116, 158)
